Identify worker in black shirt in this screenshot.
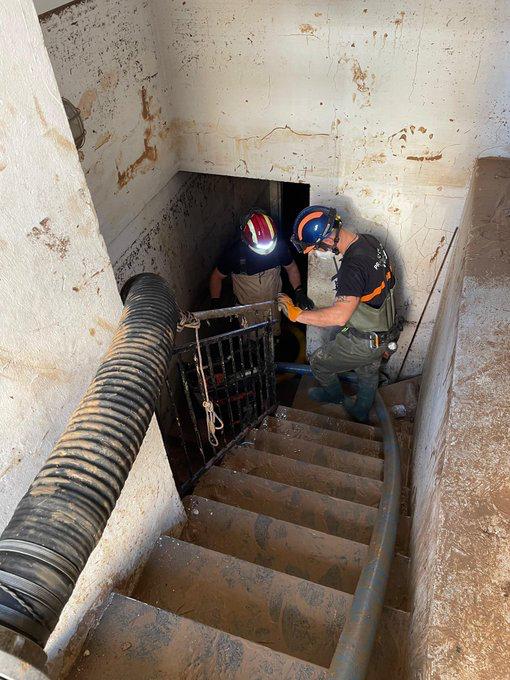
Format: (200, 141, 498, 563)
(210, 208, 314, 334)
(278, 205, 399, 422)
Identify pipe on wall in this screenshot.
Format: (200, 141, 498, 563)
(0, 273, 179, 650)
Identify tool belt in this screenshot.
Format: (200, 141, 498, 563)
(344, 316, 403, 349)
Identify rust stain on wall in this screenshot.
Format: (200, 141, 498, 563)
(117, 88, 158, 189)
(95, 317, 116, 333)
(44, 127, 76, 153)
(28, 218, 70, 259)
(94, 132, 112, 150)
(78, 89, 97, 120)
(407, 153, 443, 162)
(352, 61, 369, 93)
(362, 152, 387, 167)
(393, 11, 405, 26)
(430, 236, 446, 263)
(299, 23, 316, 34)
(117, 129, 157, 188)
(141, 87, 156, 121)
(34, 96, 47, 128)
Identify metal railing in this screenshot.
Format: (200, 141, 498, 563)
(157, 301, 277, 496)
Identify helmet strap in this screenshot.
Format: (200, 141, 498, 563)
(330, 226, 340, 255)
(318, 224, 341, 255)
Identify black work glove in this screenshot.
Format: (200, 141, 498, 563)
(294, 286, 315, 310)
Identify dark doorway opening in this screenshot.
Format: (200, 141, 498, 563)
(279, 181, 311, 296)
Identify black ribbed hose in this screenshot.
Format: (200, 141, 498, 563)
(0, 273, 178, 647)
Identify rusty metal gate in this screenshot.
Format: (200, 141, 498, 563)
(156, 301, 277, 496)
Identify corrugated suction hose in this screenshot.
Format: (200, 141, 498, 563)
(0, 273, 178, 647)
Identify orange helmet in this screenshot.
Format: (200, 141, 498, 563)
(240, 209, 278, 255)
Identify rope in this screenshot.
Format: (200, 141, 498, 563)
(177, 311, 224, 447)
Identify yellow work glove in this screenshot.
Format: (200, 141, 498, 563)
(277, 293, 303, 322)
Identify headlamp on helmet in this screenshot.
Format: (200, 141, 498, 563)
(241, 209, 278, 255)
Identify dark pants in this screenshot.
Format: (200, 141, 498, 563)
(309, 330, 385, 392)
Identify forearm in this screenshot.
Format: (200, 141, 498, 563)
(284, 261, 302, 291)
(298, 306, 349, 327)
(298, 295, 359, 327)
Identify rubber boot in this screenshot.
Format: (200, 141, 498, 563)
(308, 381, 345, 404)
(343, 380, 377, 423)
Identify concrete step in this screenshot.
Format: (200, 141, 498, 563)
(254, 418, 411, 484)
(180, 495, 410, 611)
(249, 428, 383, 480)
(259, 417, 383, 458)
(69, 592, 329, 679)
(275, 405, 383, 441)
(132, 536, 350, 667)
(222, 446, 382, 507)
(193, 466, 411, 555)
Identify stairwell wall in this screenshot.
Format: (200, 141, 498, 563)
(0, 2, 184, 677)
(409, 158, 510, 678)
(37, 0, 273, 315)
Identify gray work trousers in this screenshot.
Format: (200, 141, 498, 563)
(309, 329, 386, 391)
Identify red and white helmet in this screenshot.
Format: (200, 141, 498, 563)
(240, 209, 278, 255)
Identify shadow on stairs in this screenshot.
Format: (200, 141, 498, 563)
(67, 377, 416, 680)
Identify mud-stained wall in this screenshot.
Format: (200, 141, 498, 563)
(37, 1, 272, 312)
(38, 0, 178, 256)
(151, 0, 509, 377)
(410, 158, 510, 678)
(0, 2, 184, 676)
(112, 171, 271, 310)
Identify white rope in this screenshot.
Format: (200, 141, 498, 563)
(177, 312, 224, 447)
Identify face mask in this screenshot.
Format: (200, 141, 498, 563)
(314, 249, 334, 260)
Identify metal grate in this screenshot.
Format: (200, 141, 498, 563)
(157, 302, 277, 496)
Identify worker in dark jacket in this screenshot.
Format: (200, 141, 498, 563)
(278, 205, 399, 422)
(210, 208, 313, 334)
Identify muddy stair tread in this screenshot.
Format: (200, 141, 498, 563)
(131, 535, 351, 667)
(222, 446, 383, 507)
(275, 405, 383, 441)
(68, 592, 330, 680)
(193, 465, 411, 555)
(248, 428, 384, 480)
(259, 416, 384, 458)
(180, 495, 410, 611)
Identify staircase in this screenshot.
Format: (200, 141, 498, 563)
(68, 376, 413, 679)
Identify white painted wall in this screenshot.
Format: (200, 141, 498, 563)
(37, 1, 272, 318)
(149, 0, 509, 376)
(0, 1, 184, 675)
(39, 0, 179, 258)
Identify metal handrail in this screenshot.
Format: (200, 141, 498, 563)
(329, 391, 402, 679)
(193, 300, 274, 321)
